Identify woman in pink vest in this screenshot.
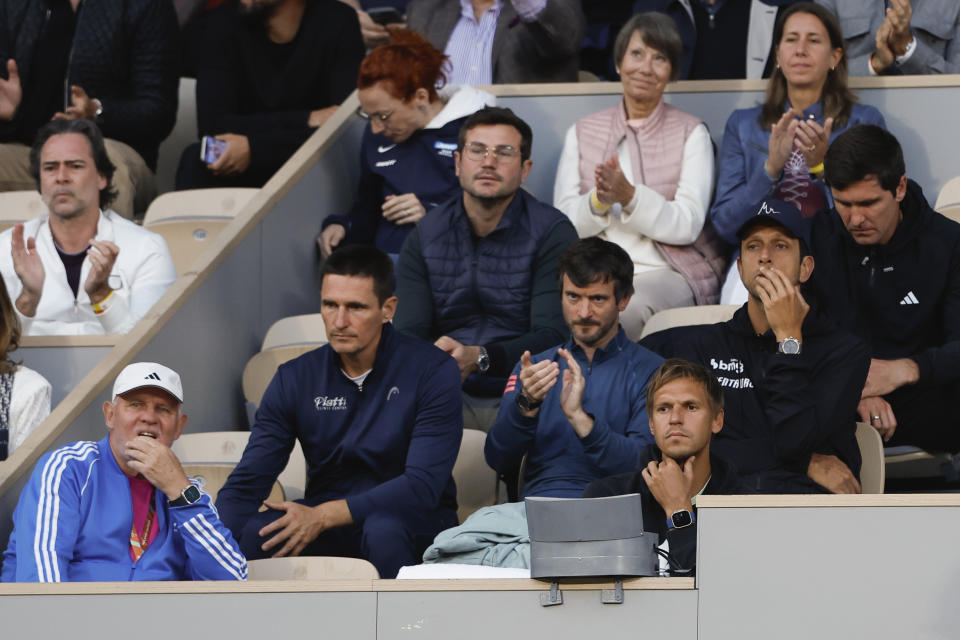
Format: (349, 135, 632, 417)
(554, 13, 726, 340)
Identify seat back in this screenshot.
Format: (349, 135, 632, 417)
(182, 463, 284, 503)
(934, 176, 960, 223)
(854, 422, 885, 494)
(143, 188, 259, 225)
(452, 430, 497, 522)
(640, 304, 739, 339)
(241, 346, 319, 407)
(173, 431, 307, 501)
(247, 556, 379, 580)
(145, 218, 232, 275)
(0, 190, 45, 233)
(261, 313, 327, 350)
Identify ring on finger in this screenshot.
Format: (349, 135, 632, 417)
(871, 415, 881, 423)
(807, 144, 816, 152)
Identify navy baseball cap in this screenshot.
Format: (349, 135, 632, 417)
(736, 198, 812, 249)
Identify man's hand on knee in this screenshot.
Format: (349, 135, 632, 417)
(807, 453, 862, 494)
(258, 499, 353, 557)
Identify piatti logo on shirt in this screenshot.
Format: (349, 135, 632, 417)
(314, 396, 347, 411)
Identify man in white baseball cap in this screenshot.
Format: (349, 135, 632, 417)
(2, 362, 247, 582)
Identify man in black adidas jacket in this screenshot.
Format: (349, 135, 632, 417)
(816, 125, 960, 452)
(642, 197, 870, 493)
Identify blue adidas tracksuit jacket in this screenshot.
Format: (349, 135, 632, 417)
(2, 437, 247, 582)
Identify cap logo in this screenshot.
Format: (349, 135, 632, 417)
(758, 201, 780, 217)
(145, 372, 161, 381)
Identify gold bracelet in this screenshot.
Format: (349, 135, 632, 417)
(91, 290, 114, 315)
(809, 162, 825, 175)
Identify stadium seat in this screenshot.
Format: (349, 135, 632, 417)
(143, 188, 258, 274)
(143, 188, 259, 225)
(261, 313, 327, 350)
(145, 218, 232, 275)
(182, 463, 285, 504)
(884, 447, 953, 481)
(0, 190, 45, 233)
(247, 556, 379, 580)
(173, 431, 308, 501)
(934, 176, 960, 223)
(639, 304, 740, 339)
(854, 422, 885, 494)
(242, 345, 319, 408)
(453, 430, 498, 522)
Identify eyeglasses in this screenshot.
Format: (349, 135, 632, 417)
(462, 143, 521, 163)
(355, 106, 395, 122)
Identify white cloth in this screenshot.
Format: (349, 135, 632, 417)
(0, 210, 177, 335)
(553, 122, 714, 275)
(424, 85, 497, 130)
(6, 365, 51, 456)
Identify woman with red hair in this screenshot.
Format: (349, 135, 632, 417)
(319, 30, 493, 258)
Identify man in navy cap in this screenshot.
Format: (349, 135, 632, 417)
(641, 198, 870, 493)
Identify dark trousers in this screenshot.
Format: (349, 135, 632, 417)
(885, 381, 960, 453)
(237, 501, 458, 578)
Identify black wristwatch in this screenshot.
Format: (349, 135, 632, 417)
(516, 391, 542, 412)
(667, 509, 695, 530)
(168, 484, 201, 507)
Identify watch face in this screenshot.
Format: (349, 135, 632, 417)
(779, 338, 801, 355)
(671, 510, 693, 528)
(183, 484, 201, 504)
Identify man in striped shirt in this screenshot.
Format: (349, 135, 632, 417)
(1, 362, 247, 582)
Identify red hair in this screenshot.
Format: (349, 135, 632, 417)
(357, 30, 448, 102)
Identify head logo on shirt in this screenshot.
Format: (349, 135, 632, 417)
(314, 396, 348, 411)
(386, 386, 400, 402)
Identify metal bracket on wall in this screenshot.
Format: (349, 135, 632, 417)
(539, 582, 563, 607)
(600, 580, 624, 604)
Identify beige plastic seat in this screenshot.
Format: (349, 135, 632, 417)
(453, 430, 497, 522)
(145, 218, 232, 275)
(173, 431, 307, 501)
(182, 463, 285, 505)
(142, 187, 259, 225)
(934, 176, 960, 223)
(0, 190, 45, 233)
(247, 556, 379, 580)
(261, 313, 327, 350)
(242, 345, 319, 407)
(639, 304, 740, 339)
(854, 422, 885, 494)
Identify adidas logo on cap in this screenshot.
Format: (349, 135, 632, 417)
(145, 372, 161, 381)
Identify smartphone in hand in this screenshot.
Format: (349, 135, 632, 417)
(200, 136, 228, 165)
(367, 7, 403, 25)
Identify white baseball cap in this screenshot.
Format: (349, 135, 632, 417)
(112, 362, 184, 403)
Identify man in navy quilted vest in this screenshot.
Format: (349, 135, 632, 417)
(395, 106, 578, 433)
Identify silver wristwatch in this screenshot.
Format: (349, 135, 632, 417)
(777, 337, 802, 355)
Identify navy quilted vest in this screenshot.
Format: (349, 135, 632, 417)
(418, 190, 569, 347)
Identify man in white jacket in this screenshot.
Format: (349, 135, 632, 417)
(0, 119, 175, 335)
